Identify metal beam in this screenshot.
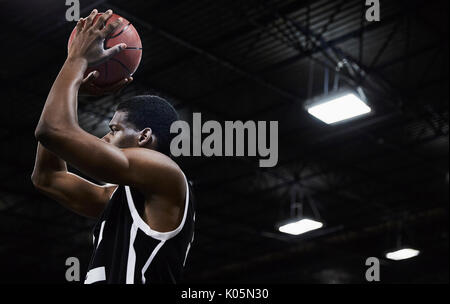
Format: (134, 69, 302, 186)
(107, 4, 301, 104)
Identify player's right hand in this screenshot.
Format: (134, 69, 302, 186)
(68, 9, 126, 68)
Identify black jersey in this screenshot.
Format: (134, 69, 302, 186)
(84, 173, 195, 284)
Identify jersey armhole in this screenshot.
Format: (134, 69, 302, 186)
(124, 172, 189, 241)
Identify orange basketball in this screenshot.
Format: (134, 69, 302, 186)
(68, 13, 142, 87)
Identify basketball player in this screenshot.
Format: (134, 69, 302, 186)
(31, 9, 195, 284)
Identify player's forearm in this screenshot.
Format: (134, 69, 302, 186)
(35, 58, 87, 141)
(31, 142, 68, 185)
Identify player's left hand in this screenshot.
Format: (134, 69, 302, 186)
(79, 71, 133, 96)
(68, 9, 126, 67)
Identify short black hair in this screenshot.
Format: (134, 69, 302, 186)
(116, 95, 179, 155)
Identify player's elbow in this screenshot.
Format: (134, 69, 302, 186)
(31, 172, 54, 193)
(35, 124, 50, 142)
(34, 123, 61, 146)
(31, 171, 45, 189)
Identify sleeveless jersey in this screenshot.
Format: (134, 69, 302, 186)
(84, 173, 195, 284)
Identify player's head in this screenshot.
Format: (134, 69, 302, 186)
(102, 95, 179, 155)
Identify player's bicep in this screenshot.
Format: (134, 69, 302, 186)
(34, 171, 117, 218)
(38, 128, 131, 185)
(38, 128, 178, 192)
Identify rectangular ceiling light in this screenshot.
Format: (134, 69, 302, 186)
(278, 219, 323, 235)
(385, 248, 420, 261)
(307, 93, 371, 124)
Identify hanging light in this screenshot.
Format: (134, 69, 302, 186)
(306, 90, 371, 124)
(385, 248, 420, 261)
(278, 218, 323, 235)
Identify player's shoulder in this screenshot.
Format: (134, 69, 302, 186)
(122, 147, 178, 167)
(122, 147, 185, 188)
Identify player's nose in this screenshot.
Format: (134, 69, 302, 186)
(102, 134, 110, 143)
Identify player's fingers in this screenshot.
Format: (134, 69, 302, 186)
(97, 78, 127, 92)
(103, 43, 127, 59)
(118, 77, 133, 93)
(75, 18, 85, 33)
(101, 17, 124, 38)
(116, 77, 133, 94)
(82, 71, 100, 84)
(87, 77, 132, 96)
(98, 77, 132, 95)
(83, 9, 98, 30)
(93, 9, 113, 30)
(112, 78, 131, 90)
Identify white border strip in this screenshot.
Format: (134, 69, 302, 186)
(183, 242, 191, 267)
(96, 220, 106, 249)
(126, 223, 138, 284)
(84, 266, 106, 284)
(108, 185, 119, 199)
(124, 172, 189, 241)
(141, 240, 165, 284)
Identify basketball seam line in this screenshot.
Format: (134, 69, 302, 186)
(109, 58, 133, 76)
(109, 22, 131, 39)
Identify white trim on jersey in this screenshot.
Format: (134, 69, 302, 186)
(183, 242, 191, 267)
(85, 266, 106, 284)
(141, 240, 166, 284)
(126, 223, 138, 284)
(108, 184, 119, 199)
(124, 172, 190, 241)
(96, 220, 106, 249)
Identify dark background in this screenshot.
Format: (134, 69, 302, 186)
(0, 0, 448, 283)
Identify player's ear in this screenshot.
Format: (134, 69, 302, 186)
(137, 128, 153, 147)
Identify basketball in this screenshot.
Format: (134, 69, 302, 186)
(67, 13, 142, 87)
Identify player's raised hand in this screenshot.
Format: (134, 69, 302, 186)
(67, 9, 126, 67)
